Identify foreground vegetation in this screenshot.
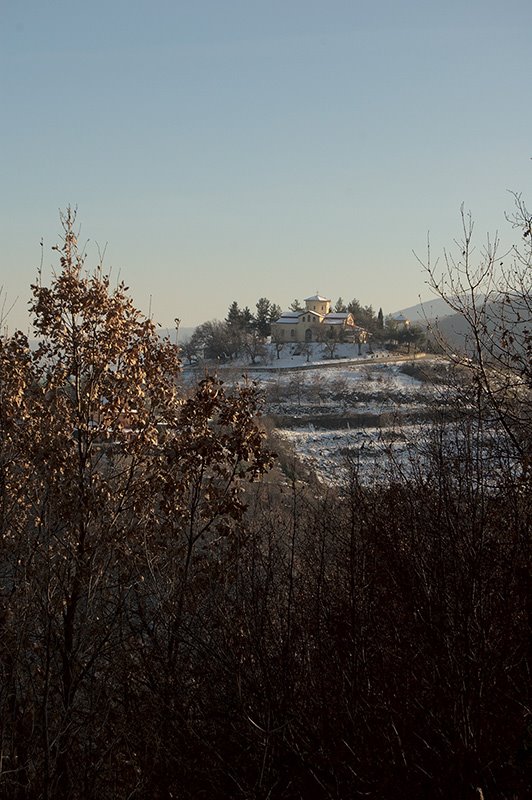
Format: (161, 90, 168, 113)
(0, 208, 529, 799)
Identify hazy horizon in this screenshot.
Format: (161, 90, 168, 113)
(1, 1, 530, 333)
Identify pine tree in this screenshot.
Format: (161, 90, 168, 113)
(335, 297, 347, 312)
(226, 300, 241, 328)
(255, 297, 271, 337)
(240, 306, 255, 332)
(269, 303, 282, 323)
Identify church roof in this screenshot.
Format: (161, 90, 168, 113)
(323, 317, 347, 325)
(274, 311, 303, 323)
(305, 294, 330, 302)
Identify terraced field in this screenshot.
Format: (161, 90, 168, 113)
(252, 358, 458, 484)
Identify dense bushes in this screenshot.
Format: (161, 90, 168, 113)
(122, 471, 527, 800)
(1, 456, 528, 798)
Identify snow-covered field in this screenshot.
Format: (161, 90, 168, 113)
(185, 343, 457, 486)
(272, 422, 433, 485)
(255, 355, 450, 484)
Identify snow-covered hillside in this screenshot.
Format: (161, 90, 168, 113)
(253, 356, 453, 485)
(181, 343, 463, 486)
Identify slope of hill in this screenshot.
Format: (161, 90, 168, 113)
(392, 296, 457, 323)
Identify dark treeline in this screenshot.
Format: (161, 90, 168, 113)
(0, 207, 530, 798)
(183, 299, 282, 363)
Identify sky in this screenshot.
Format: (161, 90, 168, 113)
(1, 0, 531, 333)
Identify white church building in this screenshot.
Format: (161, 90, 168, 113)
(271, 294, 361, 343)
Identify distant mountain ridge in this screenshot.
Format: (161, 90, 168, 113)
(391, 296, 457, 323)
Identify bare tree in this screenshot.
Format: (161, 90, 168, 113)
(317, 325, 339, 358)
(241, 329, 267, 364)
(418, 195, 531, 472)
(299, 340, 313, 362)
(271, 328, 285, 360)
(288, 371, 307, 406)
(180, 336, 200, 364)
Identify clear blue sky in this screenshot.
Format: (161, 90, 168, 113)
(1, 0, 530, 332)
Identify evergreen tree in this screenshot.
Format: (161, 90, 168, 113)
(348, 298, 377, 331)
(255, 297, 271, 337)
(335, 297, 347, 312)
(269, 303, 282, 323)
(347, 297, 362, 318)
(240, 306, 255, 332)
(226, 300, 241, 328)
